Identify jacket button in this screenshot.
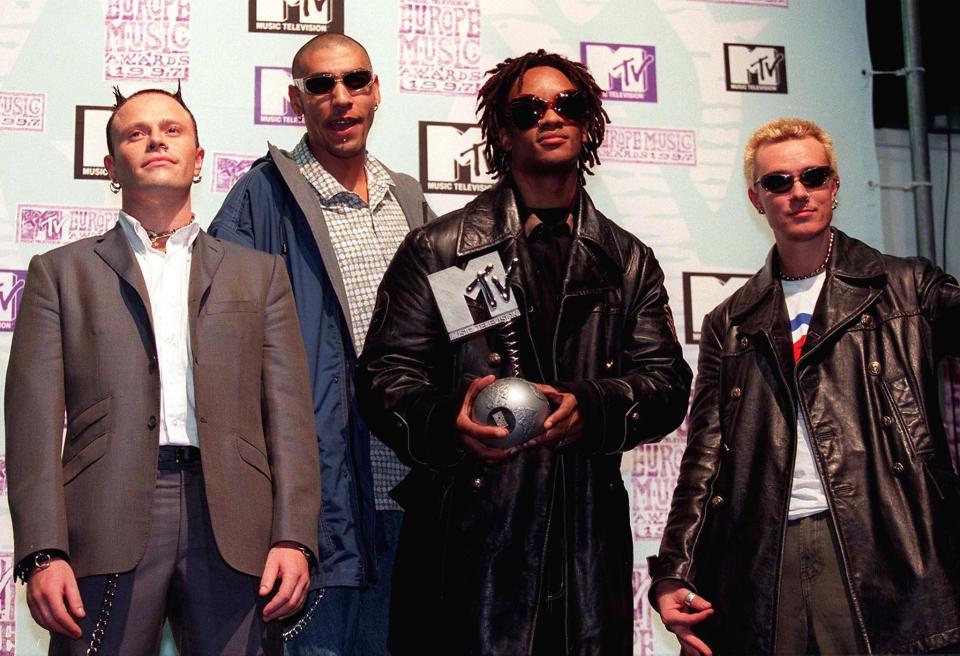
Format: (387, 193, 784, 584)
(860, 314, 874, 327)
(710, 495, 724, 509)
(487, 352, 502, 367)
(891, 461, 905, 475)
(868, 361, 881, 376)
(881, 415, 894, 428)
(147, 415, 157, 430)
(629, 411, 640, 422)
(471, 477, 483, 490)
(729, 387, 742, 399)
(604, 359, 614, 370)
(739, 336, 749, 348)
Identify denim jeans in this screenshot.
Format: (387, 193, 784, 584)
(283, 510, 403, 656)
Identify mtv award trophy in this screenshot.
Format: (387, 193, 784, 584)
(427, 254, 549, 448)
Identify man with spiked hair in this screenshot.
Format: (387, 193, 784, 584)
(357, 49, 692, 654)
(5, 86, 320, 654)
(211, 33, 434, 655)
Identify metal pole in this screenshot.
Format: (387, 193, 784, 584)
(900, 0, 937, 262)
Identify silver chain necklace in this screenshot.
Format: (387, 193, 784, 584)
(779, 231, 834, 281)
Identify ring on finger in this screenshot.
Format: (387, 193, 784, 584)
(683, 591, 697, 608)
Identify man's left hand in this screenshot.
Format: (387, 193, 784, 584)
(523, 384, 583, 449)
(259, 542, 310, 622)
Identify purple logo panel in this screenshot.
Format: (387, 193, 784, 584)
(581, 43, 657, 103)
(398, 0, 482, 96)
(599, 127, 696, 166)
(254, 67, 303, 126)
(17, 204, 117, 246)
(0, 91, 45, 132)
(0, 552, 13, 653)
(213, 153, 258, 193)
(104, 0, 191, 81)
(0, 272, 27, 332)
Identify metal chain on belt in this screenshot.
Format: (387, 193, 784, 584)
(282, 588, 325, 642)
(86, 573, 119, 655)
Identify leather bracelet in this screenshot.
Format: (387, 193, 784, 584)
(296, 546, 316, 568)
(15, 550, 58, 584)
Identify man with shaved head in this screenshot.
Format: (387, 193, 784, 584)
(211, 33, 434, 655)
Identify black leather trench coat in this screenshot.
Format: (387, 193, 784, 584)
(650, 229, 960, 654)
(358, 181, 691, 655)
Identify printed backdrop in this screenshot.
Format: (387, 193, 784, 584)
(0, 0, 943, 653)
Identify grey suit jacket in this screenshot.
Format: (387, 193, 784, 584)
(4, 224, 320, 578)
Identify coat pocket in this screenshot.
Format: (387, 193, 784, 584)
(62, 434, 110, 485)
(66, 396, 111, 454)
(236, 436, 272, 481)
(205, 300, 257, 315)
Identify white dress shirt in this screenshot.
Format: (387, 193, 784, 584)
(118, 211, 200, 448)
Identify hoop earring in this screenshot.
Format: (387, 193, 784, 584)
(831, 199, 838, 210)
(757, 207, 765, 215)
(109, 180, 121, 194)
(193, 174, 202, 184)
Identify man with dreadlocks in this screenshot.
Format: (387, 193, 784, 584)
(357, 50, 691, 654)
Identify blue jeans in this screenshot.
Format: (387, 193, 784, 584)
(283, 510, 402, 656)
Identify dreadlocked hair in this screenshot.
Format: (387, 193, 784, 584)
(477, 49, 609, 184)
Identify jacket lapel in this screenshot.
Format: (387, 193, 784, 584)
(267, 142, 355, 342)
(188, 230, 224, 350)
(730, 248, 796, 384)
(94, 223, 155, 337)
(800, 230, 885, 362)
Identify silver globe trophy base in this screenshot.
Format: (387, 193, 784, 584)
(472, 377, 550, 448)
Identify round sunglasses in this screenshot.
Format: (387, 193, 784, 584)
(506, 90, 588, 130)
(756, 166, 833, 194)
(292, 69, 374, 96)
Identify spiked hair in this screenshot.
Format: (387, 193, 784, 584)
(105, 83, 199, 157)
(477, 49, 609, 184)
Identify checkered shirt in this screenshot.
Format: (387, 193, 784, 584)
(293, 137, 410, 511)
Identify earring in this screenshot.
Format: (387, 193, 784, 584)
(831, 199, 839, 210)
(373, 104, 379, 111)
(193, 174, 202, 184)
(109, 180, 121, 194)
(757, 207, 765, 215)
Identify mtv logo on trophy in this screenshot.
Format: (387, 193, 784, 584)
(428, 254, 548, 447)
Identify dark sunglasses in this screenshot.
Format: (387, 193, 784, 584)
(292, 69, 374, 96)
(506, 90, 588, 130)
(756, 166, 833, 193)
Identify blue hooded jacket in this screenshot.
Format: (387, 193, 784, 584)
(210, 144, 433, 588)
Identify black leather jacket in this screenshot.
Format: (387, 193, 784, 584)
(358, 181, 691, 655)
(650, 229, 960, 654)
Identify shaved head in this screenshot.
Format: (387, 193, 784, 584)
(292, 33, 372, 77)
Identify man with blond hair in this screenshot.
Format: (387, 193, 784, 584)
(650, 117, 960, 654)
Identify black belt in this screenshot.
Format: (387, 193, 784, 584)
(158, 445, 201, 465)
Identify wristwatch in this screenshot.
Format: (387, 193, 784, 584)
(15, 550, 64, 583)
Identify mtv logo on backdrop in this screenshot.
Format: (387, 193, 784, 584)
(419, 121, 494, 195)
(254, 67, 303, 125)
(0, 91, 45, 132)
(249, 0, 343, 33)
(682, 272, 752, 344)
(724, 43, 787, 93)
(74, 105, 112, 179)
(580, 42, 657, 102)
(0, 270, 27, 332)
